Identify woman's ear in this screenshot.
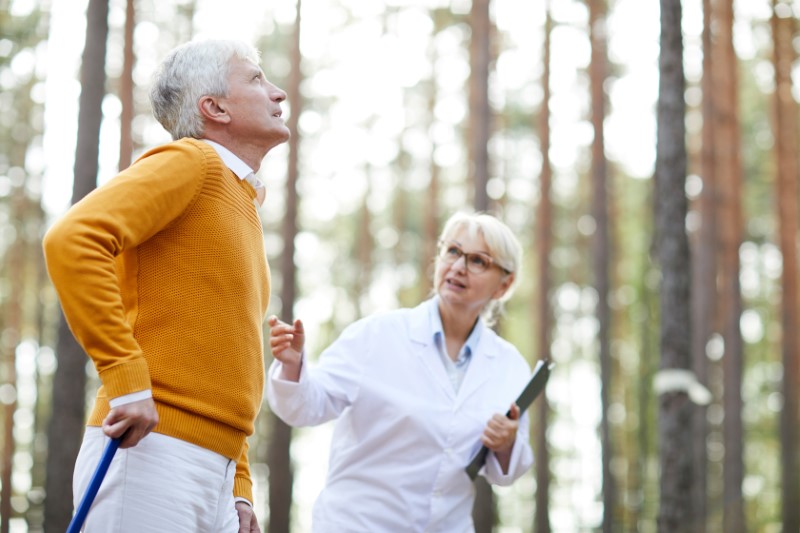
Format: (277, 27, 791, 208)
(198, 95, 231, 125)
(492, 272, 514, 300)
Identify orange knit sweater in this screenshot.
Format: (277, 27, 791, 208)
(43, 138, 270, 502)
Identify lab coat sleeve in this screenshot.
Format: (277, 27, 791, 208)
(267, 319, 370, 427)
(482, 410, 534, 486)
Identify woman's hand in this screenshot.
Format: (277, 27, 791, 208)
(268, 316, 304, 382)
(481, 403, 520, 474)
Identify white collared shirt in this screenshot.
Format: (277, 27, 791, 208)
(430, 296, 480, 393)
(202, 139, 256, 182)
(202, 139, 266, 205)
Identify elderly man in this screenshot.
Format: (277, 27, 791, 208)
(44, 39, 288, 532)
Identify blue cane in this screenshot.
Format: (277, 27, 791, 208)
(66, 436, 121, 533)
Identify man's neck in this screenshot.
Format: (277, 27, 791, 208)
(202, 134, 267, 173)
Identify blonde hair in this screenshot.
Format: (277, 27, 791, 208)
(433, 211, 523, 325)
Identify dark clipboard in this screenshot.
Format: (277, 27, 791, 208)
(465, 358, 554, 480)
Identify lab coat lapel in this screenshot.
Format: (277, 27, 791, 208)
(454, 336, 495, 410)
(408, 300, 456, 401)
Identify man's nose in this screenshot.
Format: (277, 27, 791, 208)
(270, 84, 287, 103)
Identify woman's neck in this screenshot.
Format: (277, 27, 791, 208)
(438, 301, 479, 347)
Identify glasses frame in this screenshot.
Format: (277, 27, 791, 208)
(437, 241, 510, 275)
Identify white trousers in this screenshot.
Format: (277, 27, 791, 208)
(73, 427, 240, 532)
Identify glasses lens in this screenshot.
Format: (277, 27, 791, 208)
(440, 243, 460, 261)
(439, 242, 496, 274)
(466, 254, 490, 273)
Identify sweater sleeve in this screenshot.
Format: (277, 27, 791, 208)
(42, 141, 207, 399)
(234, 439, 254, 503)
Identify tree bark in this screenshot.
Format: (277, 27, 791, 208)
(1, 193, 24, 533)
(770, 2, 800, 531)
(468, 0, 492, 213)
(118, 0, 136, 171)
(43, 0, 109, 531)
(588, 1, 615, 531)
(533, 3, 553, 532)
(267, 1, 302, 531)
(712, 1, 745, 530)
(655, 0, 694, 531)
(689, 0, 717, 530)
(421, 39, 440, 301)
(468, 0, 495, 527)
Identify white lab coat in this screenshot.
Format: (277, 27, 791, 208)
(267, 298, 534, 533)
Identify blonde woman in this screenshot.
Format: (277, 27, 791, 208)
(268, 211, 533, 533)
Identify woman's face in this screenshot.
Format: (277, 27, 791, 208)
(434, 226, 513, 318)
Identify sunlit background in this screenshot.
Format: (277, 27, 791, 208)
(0, 0, 795, 531)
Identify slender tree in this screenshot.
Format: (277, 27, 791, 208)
(533, 3, 553, 532)
(1, 188, 24, 533)
(43, 0, 109, 530)
(588, 1, 615, 530)
(468, 0, 496, 528)
(468, 0, 492, 213)
(712, 0, 745, 530)
(655, 0, 694, 531)
(770, 2, 799, 531)
(267, 1, 302, 531)
(420, 16, 442, 301)
(118, 0, 136, 171)
(689, 0, 718, 530)
(0, 6, 49, 530)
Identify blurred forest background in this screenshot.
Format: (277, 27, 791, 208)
(0, 0, 798, 531)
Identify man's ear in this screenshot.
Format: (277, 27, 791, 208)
(198, 95, 231, 125)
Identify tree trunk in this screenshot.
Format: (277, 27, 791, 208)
(468, 0, 492, 213)
(421, 41, 440, 301)
(267, 2, 302, 531)
(712, 1, 745, 530)
(770, 2, 800, 531)
(43, 0, 109, 531)
(469, 0, 494, 528)
(533, 3, 553, 533)
(118, 0, 136, 171)
(588, 1, 615, 531)
(655, 0, 694, 531)
(1, 192, 24, 533)
(689, 0, 717, 530)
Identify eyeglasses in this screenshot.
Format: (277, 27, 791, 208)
(438, 241, 509, 275)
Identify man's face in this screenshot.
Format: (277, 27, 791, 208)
(220, 56, 290, 151)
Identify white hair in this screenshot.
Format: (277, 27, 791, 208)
(150, 39, 261, 140)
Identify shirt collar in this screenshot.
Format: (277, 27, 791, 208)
(201, 139, 254, 181)
(428, 296, 483, 360)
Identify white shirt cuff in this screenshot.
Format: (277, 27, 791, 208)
(109, 389, 153, 408)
